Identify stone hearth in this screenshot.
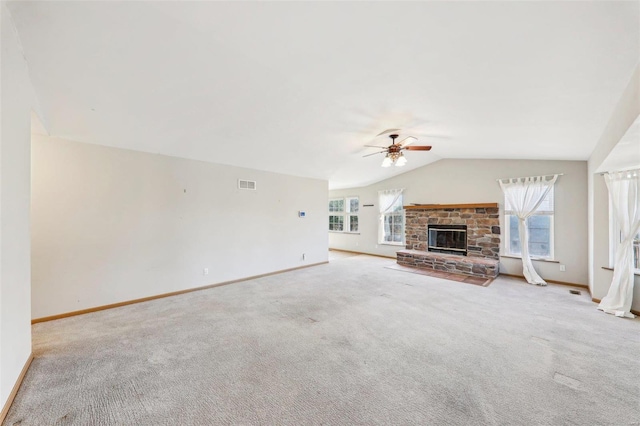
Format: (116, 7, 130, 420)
(398, 203, 501, 279)
(396, 250, 499, 279)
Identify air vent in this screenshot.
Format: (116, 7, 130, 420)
(238, 179, 256, 190)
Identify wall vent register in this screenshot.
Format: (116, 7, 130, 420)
(238, 179, 256, 190)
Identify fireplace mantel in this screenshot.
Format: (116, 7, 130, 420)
(404, 203, 498, 210)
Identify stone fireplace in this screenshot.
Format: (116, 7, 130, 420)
(397, 203, 500, 279)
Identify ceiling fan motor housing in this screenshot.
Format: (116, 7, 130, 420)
(389, 134, 401, 152)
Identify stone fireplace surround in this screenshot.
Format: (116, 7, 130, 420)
(397, 203, 500, 279)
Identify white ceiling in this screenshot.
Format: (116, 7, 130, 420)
(7, 1, 640, 189)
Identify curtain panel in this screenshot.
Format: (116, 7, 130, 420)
(598, 169, 640, 319)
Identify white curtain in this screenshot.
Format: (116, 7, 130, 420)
(378, 189, 403, 243)
(598, 170, 640, 319)
(499, 175, 558, 285)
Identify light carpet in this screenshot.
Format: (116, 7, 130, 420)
(5, 254, 640, 425)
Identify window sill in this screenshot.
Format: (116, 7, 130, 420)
(379, 242, 404, 247)
(601, 266, 640, 276)
(328, 231, 360, 235)
(501, 254, 559, 263)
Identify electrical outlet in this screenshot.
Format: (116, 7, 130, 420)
(203, 268, 209, 275)
(559, 265, 566, 272)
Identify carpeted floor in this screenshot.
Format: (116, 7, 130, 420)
(5, 254, 640, 425)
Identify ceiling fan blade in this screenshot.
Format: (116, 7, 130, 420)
(362, 150, 387, 158)
(376, 128, 402, 137)
(364, 144, 389, 149)
(411, 133, 451, 140)
(403, 145, 432, 151)
(399, 136, 417, 147)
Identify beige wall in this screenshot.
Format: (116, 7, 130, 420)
(588, 64, 640, 312)
(31, 136, 328, 319)
(0, 4, 34, 408)
(329, 159, 588, 285)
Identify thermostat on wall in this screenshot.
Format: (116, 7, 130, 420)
(298, 211, 306, 218)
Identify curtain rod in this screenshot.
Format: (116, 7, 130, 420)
(496, 173, 564, 182)
(598, 168, 640, 176)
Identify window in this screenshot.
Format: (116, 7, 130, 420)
(610, 226, 640, 272)
(609, 202, 640, 272)
(329, 197, 358, 232)
(504, 187, 554, 259)
(347, 197, 359, 232)
(379, 189, 404, 245)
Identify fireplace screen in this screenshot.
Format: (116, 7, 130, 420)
(428, 224, 467, 255)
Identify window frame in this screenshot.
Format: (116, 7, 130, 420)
(328, 196, 359, 233)
(609, 199, 640, 273)
(503, 186, 555, 260)
(379, 190, 404, 246)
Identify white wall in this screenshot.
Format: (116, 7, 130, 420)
(0, 3, 34, 408)
(329, 159, 588, 285)
(588, 64, 640, 312)
(31, 136, 328, 319)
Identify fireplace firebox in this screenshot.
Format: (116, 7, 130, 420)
(428, 224, 467, 256)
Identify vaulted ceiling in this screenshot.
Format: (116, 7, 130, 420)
(7, 1, 639, 188)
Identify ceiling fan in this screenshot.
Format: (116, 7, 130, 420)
(363, 132, 432, 167)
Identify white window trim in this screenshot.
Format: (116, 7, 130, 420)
(379, 209, 405, 246)
(609, 198, 640, 273)
(345, 196, 359, 233)
(503, 187, 555, 260)
(328, 198, 345, 232)
(378, 189, 404, 246)
(329, 196, 359, 234)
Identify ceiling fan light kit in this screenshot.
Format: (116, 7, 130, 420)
(364, 132, 431, 168)
(382, 151, 407, 167)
